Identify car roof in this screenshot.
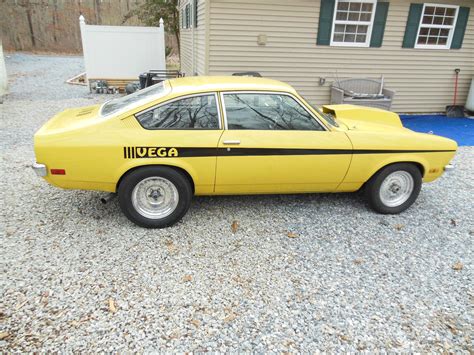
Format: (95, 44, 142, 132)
(166, 76, 297, 96)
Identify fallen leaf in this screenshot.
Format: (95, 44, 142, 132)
(108, 298, 117, 314)
(357, 342, 368, 351)
(0, 332, 9, 340)
(450, 219, 457, 226)
(353, 258, 364, 265)
(40, 291, 49, 306)
(445, 321, 458, 334)
(183, 275, 193, 282)
(224, 313, 237, 323)
(190, 319, 200, 328)
(287, 232, 298, 238)
(168, 330, 180, 339)
(231, 220, 239, 233)
(339, 334, 351, 342)
(452, 262, 463, 271)
(165, 240, 177, 253)
(394, 224, 404, 231)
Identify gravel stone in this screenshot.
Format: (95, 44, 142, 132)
(1, 53, 473, 352)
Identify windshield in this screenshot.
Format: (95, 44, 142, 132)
(101, 82, 170, 117)
(303, 97, 339, 127)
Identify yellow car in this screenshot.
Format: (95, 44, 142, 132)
(33, 76, 457, 228)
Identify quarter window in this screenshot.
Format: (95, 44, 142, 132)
(136, 94, 220, 130)
(223, 93, 324, 131)
(331, 0, 376, 47)
(415, 4, 459, 49)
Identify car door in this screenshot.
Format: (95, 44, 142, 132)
(131, 92, 223, 195)
(215, 92, 352, 194)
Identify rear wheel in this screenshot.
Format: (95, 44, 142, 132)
(365, 163, 422, 214)
(118, 166, 192, 228)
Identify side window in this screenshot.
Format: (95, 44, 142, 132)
(136, 94, 219, 130)
(223, 93, 324, 131)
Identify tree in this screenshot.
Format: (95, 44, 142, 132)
(123, 0, 180, 54)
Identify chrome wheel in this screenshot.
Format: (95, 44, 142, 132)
(379, 171, 414, 207)
(132, 177, 179, 219)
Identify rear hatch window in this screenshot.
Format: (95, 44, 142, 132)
(100, 81, 171, 117)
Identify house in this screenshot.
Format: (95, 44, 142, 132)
(178, 0, 473, 113)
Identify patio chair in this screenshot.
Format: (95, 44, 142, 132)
(331, 77, 395, 111)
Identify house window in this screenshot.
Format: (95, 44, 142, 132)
(331, 0, 377, 47)
(185, 4, 191, 28)
(415, 4, 459, 49)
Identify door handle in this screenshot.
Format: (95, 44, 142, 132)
(223, 140, 241, 145)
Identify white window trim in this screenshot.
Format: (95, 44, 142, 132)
(330, 0, 377, 48)
(414, 3, 459, 50)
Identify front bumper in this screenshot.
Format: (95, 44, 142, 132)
(444, 164, 455, 172)
(32, 162, 47, 177)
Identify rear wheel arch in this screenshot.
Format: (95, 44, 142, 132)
(116, 164, 195, 194)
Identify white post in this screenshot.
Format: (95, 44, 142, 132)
(79, 15, 90, 88)
(0, 41, 8, 102)
(158, 18, 166, 67)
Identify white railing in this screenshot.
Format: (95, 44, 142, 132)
(79, 16, 166, 81)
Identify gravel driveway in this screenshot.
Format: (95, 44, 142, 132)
(1, 53, 473, 352)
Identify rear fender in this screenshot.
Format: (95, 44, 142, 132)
(114, 158, 199, 191)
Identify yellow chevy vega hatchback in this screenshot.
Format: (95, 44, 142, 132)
(33, 77, 457, 228)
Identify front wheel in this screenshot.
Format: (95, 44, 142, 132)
(365, 163, 422, 214)
(118, 166, 192, 228)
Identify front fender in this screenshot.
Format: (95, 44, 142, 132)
(343, 150, 455, 187)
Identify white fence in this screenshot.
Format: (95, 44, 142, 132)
(79, 16, 166, 81)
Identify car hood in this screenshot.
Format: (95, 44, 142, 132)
(322, 104, 405, 132)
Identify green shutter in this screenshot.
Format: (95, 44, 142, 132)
(370, 2, 389, 48)
(402, 3, 423, 48)
(451, 7, 470, 49)
(194, 0, 198, 27)
(317, 0, 335, 45)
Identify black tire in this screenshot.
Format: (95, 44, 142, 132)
(365, 163, 422, 214)
(118, 166, 192, 228)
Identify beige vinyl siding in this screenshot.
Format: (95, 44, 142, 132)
(180, 0, 208, 76)
(196, 0, 207, 75)
(208, 0, 474, 112)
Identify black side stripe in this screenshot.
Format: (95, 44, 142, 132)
(217, 148, 456, 156)
(123, 146, 455, 159)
